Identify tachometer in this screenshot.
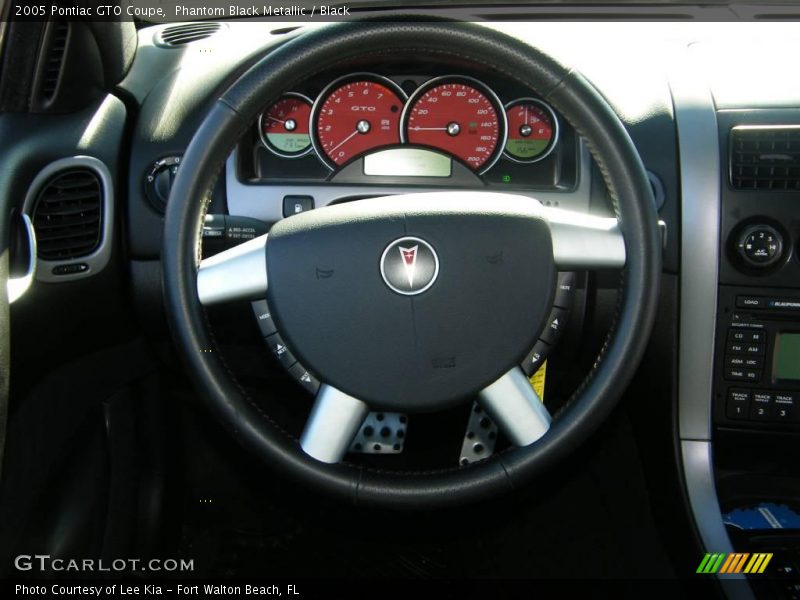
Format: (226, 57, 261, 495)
(504, 98, 558, 163)
(401, 76, 506, 173)
(259, 93, 313, 158)
(312, 74, 406, 169)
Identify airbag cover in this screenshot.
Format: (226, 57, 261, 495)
(266, 192, 555, 411)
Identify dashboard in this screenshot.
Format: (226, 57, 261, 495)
(235, 68, 577, 193)
(257, 72, 559, 173)
(5, 15, 800, 593)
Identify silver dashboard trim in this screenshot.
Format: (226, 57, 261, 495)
(22, 156, 115, 283)
(7, 214, 37, 304)
(671, 44, 751, 595)
(225, 143, 592, 224)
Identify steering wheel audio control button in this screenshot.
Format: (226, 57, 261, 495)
(288, 363, 321, 395)
(265, 333, 297, 369)
(540, 307, 569, 345)
(554, 272, 576, 308)
(251, 300, 277, 337)
(522, 339, 550, 377)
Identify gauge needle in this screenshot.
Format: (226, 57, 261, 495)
(329, 129, 359, 153)
(412, 126, 447, 131)
(267, 116, 286, 124)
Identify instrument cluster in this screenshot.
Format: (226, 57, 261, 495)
(257, 72, 559, 175)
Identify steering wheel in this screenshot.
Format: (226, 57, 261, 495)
(162, 21, 661, 509)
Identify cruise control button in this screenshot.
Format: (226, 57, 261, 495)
(727, 389, 751, 420)
(521, 339, 550, 377)
(251, 300, 277, 336)
(540, 307, 569, 345)
(553, 272, 576, 308)
(265, 333, 296, 369)
(772, 393, 797, 423)
(751, 392, 773, 421)
(288, 363, 320, 395)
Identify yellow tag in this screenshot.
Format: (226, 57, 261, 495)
(529, 360, 547, 401)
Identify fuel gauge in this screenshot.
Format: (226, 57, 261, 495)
(503, 98, 558, 163)
(259, 93, 313, 158)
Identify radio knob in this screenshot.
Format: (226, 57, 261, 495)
(736, 224, 784, 268)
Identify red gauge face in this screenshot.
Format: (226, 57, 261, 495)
(504, 100, 557, 162)
(403, 80, 503, 172)
(260, 94, 313, 157)
(314, 78, 405, 168)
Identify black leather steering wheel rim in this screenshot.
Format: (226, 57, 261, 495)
(162, 21, 661, 509)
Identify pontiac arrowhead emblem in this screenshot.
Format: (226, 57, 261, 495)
(380, 237, 439, 296)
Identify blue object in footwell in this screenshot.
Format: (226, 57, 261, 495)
(723, 503, 800, 530)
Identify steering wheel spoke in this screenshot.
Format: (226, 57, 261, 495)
(300, 385, 370, 464)
(543, 206, 626, 270)
(197, 234, 268, 305)
(478, 368, 552, 447)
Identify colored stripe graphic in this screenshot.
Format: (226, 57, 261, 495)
(744, 554, 773, 574)
(697, 553, 773, 574)
(697, 554, 725, 574)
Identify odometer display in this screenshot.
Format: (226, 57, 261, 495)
(402, 77, 505, 173)
(504, 98, 558, 163)
(259, 93, 313, 158)
(312, 75, 406, 168)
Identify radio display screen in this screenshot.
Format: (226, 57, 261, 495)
(773, 333, 800, 381)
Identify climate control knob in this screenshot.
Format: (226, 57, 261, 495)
(736, 224, 784, 268)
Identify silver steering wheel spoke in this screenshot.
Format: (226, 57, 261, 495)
(478, 367, 552, 447)
(542, 205, 626, 270)
(197, 234, 268, 305)
(300, 384, 370, 464)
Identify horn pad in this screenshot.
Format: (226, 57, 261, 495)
(266, 192, 556, 412)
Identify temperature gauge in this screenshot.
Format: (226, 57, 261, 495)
(259, 93, 313, 158)
(503, 98, 558, 163)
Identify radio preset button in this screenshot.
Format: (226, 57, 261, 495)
(751, 392, 773, 421)
(772, 393, 797, 423)
(727, 389, 751, 420)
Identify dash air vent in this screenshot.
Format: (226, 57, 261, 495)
(156, 23, 222, 47)
(730, 126, 800, 190)
(32, 169, 102, 260)
(40, 21, 69, 103)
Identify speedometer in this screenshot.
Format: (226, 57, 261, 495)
(401, 76, 506, 173)
(311, 73, 406, 169)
